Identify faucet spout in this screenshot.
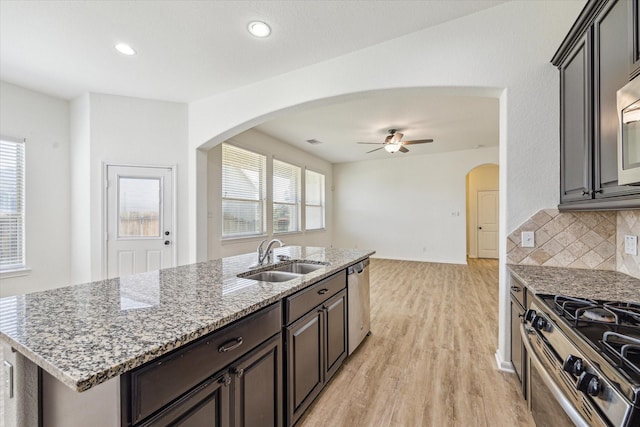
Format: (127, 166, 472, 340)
(257, 239, 285, 265)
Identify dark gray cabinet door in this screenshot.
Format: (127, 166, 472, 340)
(138, 373, 231, 427)
(231, 334, 282, 427)
(560, 32, 592, 204)
(594, 0, 640, 198)
(323, 290, 347, 382)
(510, 299, 523, 384)
(286, 309, 324, 426)
(631, 0, 640, 77)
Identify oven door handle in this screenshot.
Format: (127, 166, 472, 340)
(520, 323, 590, 427)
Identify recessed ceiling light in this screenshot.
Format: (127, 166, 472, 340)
(115, 43, 136, 56)
(248, 21, 271, 38)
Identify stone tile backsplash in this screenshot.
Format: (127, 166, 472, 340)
(507, 209, 617, 270)
(616, 210, 640, 279)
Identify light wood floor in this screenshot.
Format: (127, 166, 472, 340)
(299, 258, 534, 427)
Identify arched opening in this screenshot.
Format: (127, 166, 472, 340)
(466, 164, 499, 259)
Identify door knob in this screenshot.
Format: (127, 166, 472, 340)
(164, 240, 171, 245)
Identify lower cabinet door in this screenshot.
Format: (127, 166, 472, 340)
(138, 373, 231, 427)
(286, 309, 324, 426)
(324, 290, 347, 382)
(231, 334, 282, 427)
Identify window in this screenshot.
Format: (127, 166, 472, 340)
(222, 144, 266, 238)
(0, 136, 26, 271)
(305, 170, 325, 230)
(273, 159, 301, 234)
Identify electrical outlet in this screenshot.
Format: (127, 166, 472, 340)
(625, 235, 638, 256)
(521, 231, 535, 248)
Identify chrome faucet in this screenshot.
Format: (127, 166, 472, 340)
(257, 239, 285, 265)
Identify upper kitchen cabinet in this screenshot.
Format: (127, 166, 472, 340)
(631, 0, 640, 77)
(554, 0, 640, 210)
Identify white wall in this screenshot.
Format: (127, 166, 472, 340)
(72, 93, 190, 281)
(207, 129, 332, 259)
(188, 1, 584, 369)
(467, 164, 499, 258)
(333, 147, 498, 264)
(69, 94, 91, 284)
(0, 81, 70, 297)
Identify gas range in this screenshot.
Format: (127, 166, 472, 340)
(523, 293, 640, 427)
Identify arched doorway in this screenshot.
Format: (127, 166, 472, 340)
(466, 164, 499, 259)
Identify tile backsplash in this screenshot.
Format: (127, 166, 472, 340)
(507, 209, 616, 270)
(616, 210, 640, 278)
(507, 208, 640, 279)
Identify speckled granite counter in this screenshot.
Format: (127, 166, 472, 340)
(507, 264, 640, 304)
(0, 246, 374, 392)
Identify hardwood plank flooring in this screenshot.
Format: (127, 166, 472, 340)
(299, 258, 534, 427)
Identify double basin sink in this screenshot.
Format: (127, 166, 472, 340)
(239, 261, 328, 283)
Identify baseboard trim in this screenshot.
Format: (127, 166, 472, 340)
(495, 350, 515, 373)
(370, 255, 467, 265)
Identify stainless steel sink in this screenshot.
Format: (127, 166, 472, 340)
(274, 262, 325, 274)
(241, 270, 302, 282)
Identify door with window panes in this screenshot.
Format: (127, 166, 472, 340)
(106, 165, 174, 279)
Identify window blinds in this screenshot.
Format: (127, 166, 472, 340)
(0, 137, 26, 271)
(305, 170, 325, 230)
(221, 144, 266, 238)
(273, 159, 301, 234)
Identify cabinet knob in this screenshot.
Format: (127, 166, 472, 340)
(582, 190, 590, 196)
(232, 367, 244, 378)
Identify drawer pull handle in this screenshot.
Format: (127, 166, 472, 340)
(318, 288, 329, 295)
(510, 286, 521, 292)
(218, 337, 243, 353)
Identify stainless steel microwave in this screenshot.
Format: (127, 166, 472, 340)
(618, 77, 640, 185)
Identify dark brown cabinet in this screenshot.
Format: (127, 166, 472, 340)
(138, 373, 231, 427)
(559, 32, 592, 203)
(510, 276, 526, 398)
(122, 303, 282, 427)
(284, 270, 347, 426)
(554, 0, 640, 210)
(232, 334, 283, 427)
(631, 0, 640, 77)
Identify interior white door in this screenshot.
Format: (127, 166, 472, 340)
(477, 190, 499, 259)
(106, 165, 174, 279)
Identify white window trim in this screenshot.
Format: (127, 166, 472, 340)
(221, 144, 267, 240)
(273, 158, 302, 235)
(0, 135, 28, 274)
(304, 168, 326, 231)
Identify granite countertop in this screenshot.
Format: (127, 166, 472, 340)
(507, 264, 640, 304)
(0, 246, 374, 393)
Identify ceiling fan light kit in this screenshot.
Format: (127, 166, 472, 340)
(357, 128, 434, 155)
(384, 144, 400, 153)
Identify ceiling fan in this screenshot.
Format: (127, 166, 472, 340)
(357, 129, 434, 154)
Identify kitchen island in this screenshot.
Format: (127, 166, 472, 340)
(0, 246, 374, 427)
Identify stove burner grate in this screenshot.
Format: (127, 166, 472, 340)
(603, 332, 640, 377)
(603, 302, 640, 324)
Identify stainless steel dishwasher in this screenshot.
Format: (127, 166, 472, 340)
(347, 258, 370, 355)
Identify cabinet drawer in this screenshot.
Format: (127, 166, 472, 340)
(284, 270, 346, 325)
(127, 302, 281, 425)
(510, 276, 526, 309)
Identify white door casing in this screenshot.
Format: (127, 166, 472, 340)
(106, 165, 175, 279)
(477, 190, 499, 259)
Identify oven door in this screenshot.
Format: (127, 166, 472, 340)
(521, 324, 590, 427)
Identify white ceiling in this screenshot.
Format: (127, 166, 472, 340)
(0, 0, 507, 103)
(254, 88, 500, 163)
(0, 1, 506, 163)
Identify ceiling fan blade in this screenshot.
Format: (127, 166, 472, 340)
(399, 146, 409, 153)
(357, 142, 384, 145)
(391, 132, 404, 143)
(403, 139, 434, 145)
(366, 147, 384, 154)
